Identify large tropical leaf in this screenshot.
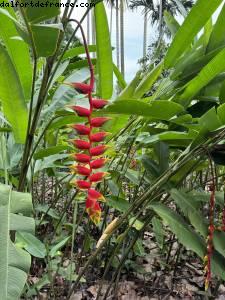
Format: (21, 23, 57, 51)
(164, 0, 223, 68)
(133, 63, 163, 98)
(178, 47, 225, 106)
(206, 3, 225, 53)
(100, 100, 184, 120)
(94, 2, 113, 98)
(0, 1, 32, 100)
(150, 203, 205, 257)
(0, 43, 28, 143)
(0, 184, 34, 300)
(170, 189, 208, 237)
(21, 0, 60, 23)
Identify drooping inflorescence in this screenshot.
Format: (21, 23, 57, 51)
(65, 19, 111, 224)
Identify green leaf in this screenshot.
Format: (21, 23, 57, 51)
(49, 236, 71, 257)
(0, 43, 28, 143)
(152, 217, 164, 249)
(170, 189, 208, 237)
(107, 196, 130, 212)
(116, 71, 141, 100)
(113, 63, 127, 89)
(48, 115, 81, 130)
(0, 1, 32, 100)
(150, 203, 205, 258)
(0, 184, 33, 299)
(217, 103, 225, 124)
(30, 24, 61, 57)
(63, 45, 97, 60)
(101, 100, 184, 120)
(21, 0, 60, 23)
(200, 107, 222, 131)
(179, 47, 225, 106)
(34, 145, 72, 160)
(16, 232, 46, 258)
(164, 10, 180, 37)
(94, 2, 113, 98)
(133, 63, 163, 98)
(213, 231, 225, 258)
(207, 3, 225, 53)
(164, 0, 223, 68)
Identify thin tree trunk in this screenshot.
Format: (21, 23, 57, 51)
(143, 7, 148, 58)
(157, 0, 163, 48)
(120, 0, 125, 77)
(116, 0, 120, 69)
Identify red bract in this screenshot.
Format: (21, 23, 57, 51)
(72, 139, 90, 150)
(86, 197, 101, 224)
(65, 21, 111, 225)
(90, 158, 108, 169)
(73, 153, 90, 163)
(70, 82, 92, 94)
(90, 132, 109, 142)
(92, 99, 108, 109)
(90, 145, 108, 156)
(70, 106, 91, 117)
(71, 165, 91, 176)
(89, 172, 108, 182)
(72, 124, 90, 135)
(88, 189, 105, 201)
(90, 117, 111, 127)
(74, 180, 91, 189)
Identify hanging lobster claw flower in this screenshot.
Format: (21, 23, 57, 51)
(89, 172, 109, 182)
(70, 165, 91, 176)
(71, 139, 90, 149)
(72, 153, 91, 163)
(88, 188, 105, 202)
(70, 106, 91, 117)
(90, 158, 108, 169)
(92, 99, 108, 109)
(71, 124, 90, 135)
(73, 180, 91, 189)
(64, 82, 93, 94)
(90, 132, 110, 142)
(90, 117, 111, 127)
(86, 197, 101, 224)
(90, 145, 108, 156)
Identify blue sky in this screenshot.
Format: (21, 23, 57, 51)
(70, 1, 225, 82)
(70, 3, 154, 81)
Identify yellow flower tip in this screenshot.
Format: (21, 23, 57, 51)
(99, 195, 106, 202)
(62, 82, 73, 87)
(203, 255, 208, 263)
(205, 280, 209, 291)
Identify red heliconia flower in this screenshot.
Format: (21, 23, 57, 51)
(90, 145, 108, 156)
(70, 82, 93, 94)
(92, 99, 108, 109)
(74, 180, 91, 189)
(90, 117, 111, 127)
(72, 124, 90, 135)
(71, 165, 91, 176)
(90, 132, 109, 142)
(72, 153, 91, 163)
(86, 197, 101, 224)
(70, 106, 91, 117)
(72, 139, 90, 150)
(90, 158, 108, 169)
(88, 189, 105, 202)
(89, 172, 109, 182)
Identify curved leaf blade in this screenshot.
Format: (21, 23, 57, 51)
(94, 2, 113, 98)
